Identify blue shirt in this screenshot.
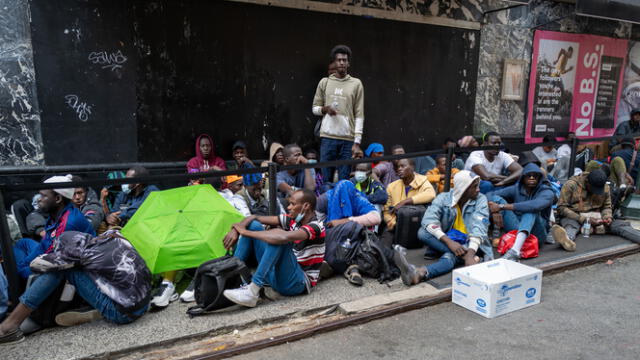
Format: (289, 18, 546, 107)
(276, 170, 315, 197)
(41, 203, 96, 254)
(111, 185, 159, 220)
(17, 203, 95, 278)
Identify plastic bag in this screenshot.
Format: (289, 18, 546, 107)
(497, 230, 539, 258)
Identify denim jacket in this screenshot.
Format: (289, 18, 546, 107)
(421, 192, 493, 260)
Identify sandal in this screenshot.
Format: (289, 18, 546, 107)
(345, 265, 364, 286)
(0, 328, 25, 346)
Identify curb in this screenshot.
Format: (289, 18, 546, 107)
(100, 243, 640, 360)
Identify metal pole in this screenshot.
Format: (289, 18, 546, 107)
(443, 144, 454, 193)
(567, 137, 579, 178)
(268, 163, 278, 216)
(0, 189, 21, 305)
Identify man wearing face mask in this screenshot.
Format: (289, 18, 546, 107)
(350, 162, 387, 205)
(221, 189, 324, 308)
(106, 166, 159, 228)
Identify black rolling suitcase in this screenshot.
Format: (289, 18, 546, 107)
(393, 205, 427, 249)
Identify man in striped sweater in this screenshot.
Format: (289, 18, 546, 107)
(222, 189, 325, 308)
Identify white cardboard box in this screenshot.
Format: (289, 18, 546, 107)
(451, 259, 542, 318)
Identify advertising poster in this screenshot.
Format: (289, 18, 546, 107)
(526, 30, 629, 143)
(617, 41, 640, 125)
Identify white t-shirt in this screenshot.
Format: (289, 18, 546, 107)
(464, 150, 515, 177)
(557, 144, 571, 159)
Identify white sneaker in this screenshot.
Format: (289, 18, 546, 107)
(150, 281, 177, 308)
(180, 280, 196, 303)
(223, 283, 260, 308)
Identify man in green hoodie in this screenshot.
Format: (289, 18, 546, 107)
(312, 45, 364, 182)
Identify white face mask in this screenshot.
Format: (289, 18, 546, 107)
(354, 171, 368, 183)
(121, 184, 131, 194)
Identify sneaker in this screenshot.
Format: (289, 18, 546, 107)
(423, 249, 438, 260)
(552, 224, 576, 252)
(392, 245, 422, 286)
(0, 328, 24, 346)
(544, 232, 556, 244)
(501, 249, 520, 262)
(223, 283, 260, 308)
(55, 307, 102, 327)
(262, 286, 284, 301)
(180, 280, 196, 303)
(150, 281, 177, 308)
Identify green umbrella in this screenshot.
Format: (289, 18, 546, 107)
(121, 184, 243, 274)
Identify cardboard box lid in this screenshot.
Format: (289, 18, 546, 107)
(455, 259, 541, 284)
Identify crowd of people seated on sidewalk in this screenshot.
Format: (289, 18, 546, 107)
(4, 43, 640, 346)
(5, 123, 640, 345)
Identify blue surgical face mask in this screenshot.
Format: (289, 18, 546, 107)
(307, 159, 317, 164)
(121, 184, 131, 194)
(354, 171, 368, 183)
(295, 212, 305, 223)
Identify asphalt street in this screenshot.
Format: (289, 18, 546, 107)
(234, 254, 640, 360)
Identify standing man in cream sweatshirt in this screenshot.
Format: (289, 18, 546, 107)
(312, 45, 364, 182)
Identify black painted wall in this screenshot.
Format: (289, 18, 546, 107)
(29, 0, 479, 164)
(30, 0, 138, 165)
(132, 1, 479, 161)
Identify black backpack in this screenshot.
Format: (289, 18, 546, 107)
(325, 221, 364, 274)
(186, 256, 252, 317)
(353, 230, 400, 284)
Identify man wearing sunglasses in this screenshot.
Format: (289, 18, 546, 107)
(486, 163, 556, 261)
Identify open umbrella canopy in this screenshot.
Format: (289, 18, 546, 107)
(121, 184, 243, 274)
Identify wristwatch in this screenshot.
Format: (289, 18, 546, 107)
(499, 204, 506, 210)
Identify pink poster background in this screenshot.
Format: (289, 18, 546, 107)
(525, 31, 629, 143)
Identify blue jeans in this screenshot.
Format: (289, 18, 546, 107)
(417, 228, 463, 279)
(320, 137, 353, 181)
(491, 196, 547, 242)
(19, 270, 147, 324)
(234, 221, 307, 296)
(479, 180, 507, 194)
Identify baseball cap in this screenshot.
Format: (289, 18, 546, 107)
(232, 141, 247, 151)
(225, 174, 243, 184)
(43, 174, 74, 200)
(587, 169, 607, 195)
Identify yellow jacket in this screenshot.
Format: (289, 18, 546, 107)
(384, 173, 435, 229)
(426, 167, 460, 193)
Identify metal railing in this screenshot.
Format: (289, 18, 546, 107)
(0, 132, 627, 305)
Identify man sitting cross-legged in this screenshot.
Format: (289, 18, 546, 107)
(222, 189, 325, 308)
(393, 171, 492, 286)
(487, 163, 556, 261)
(553, 169, 640, 250)
(464, 132, 523, 193)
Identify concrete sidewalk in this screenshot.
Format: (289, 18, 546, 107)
(3, 234, 638, 360)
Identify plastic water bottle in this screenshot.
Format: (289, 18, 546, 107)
(581, 217, 591, 238)
(340, 237, 354, 251)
